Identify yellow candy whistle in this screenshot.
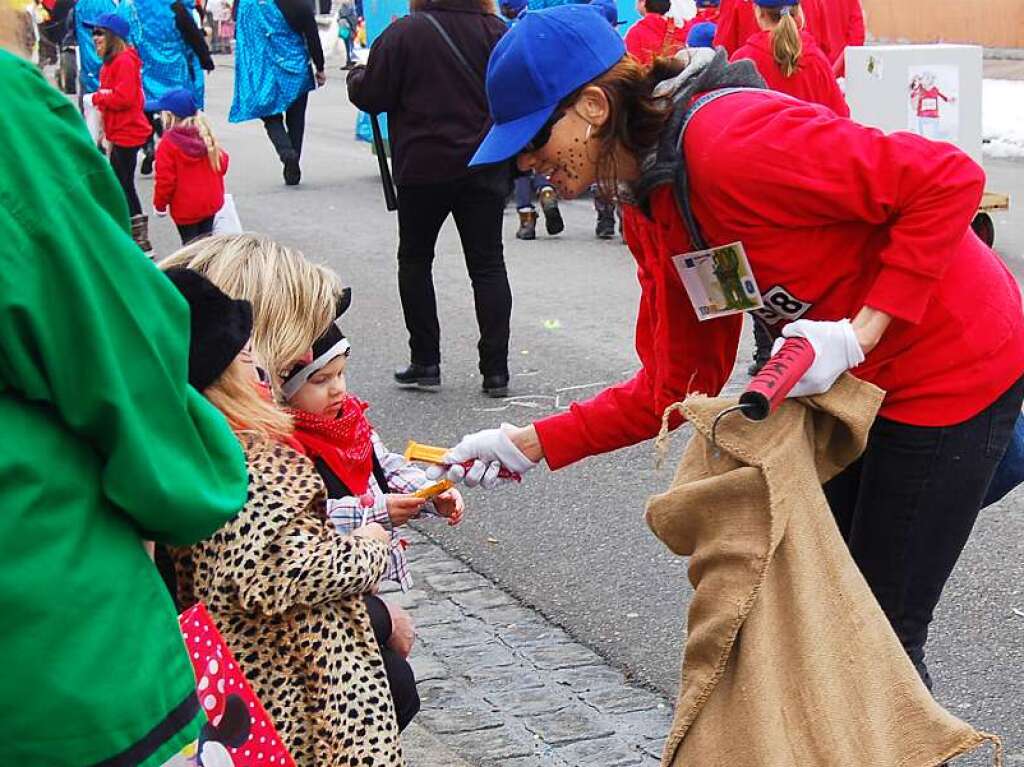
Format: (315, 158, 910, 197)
(413, 479, 454, 500)
(404, 440, 450, 464)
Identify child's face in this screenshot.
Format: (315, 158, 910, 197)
(289, 354, 348, 417)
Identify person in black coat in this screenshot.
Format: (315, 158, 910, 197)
(347, 0, 513, 398)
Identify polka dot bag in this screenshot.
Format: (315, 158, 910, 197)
(179, 603, 296, 767)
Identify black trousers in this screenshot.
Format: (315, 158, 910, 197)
(363, 595, 420, 732)
(109, 144, 144, 217)
(396, 179, 511, 377)
(824, 373, 1024, 689)
(176, 216, 215, 245)
(261, 92, 309, 163)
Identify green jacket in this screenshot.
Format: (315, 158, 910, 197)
(0, 51, 249, 766)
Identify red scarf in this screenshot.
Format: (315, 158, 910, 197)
(289, 396, 375, 495)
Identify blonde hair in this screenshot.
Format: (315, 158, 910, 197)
(757, 4, 803, 78)
(204, 356, 293, 439)
(163, 111, 225, 172)
(159, 233, 343, 392)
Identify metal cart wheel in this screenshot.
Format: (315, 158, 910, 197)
(972, 212, 995, 248)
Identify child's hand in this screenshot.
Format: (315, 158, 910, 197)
(384, 601, 416, 658)
(352, 522, 390, 545)
(386, 494, 426, 527)
(433, 489, 464, 526)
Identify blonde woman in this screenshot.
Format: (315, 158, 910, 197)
(151, 87, 230, 244)
(162, 265, 404, 767)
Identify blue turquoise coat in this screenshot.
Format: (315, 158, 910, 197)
(229, 0, 314, 123)
(119, 0, 205, 109)
(74, 0, 116, 93)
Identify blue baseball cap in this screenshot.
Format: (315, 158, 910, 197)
(499, 0, 527, 15)
(84, 12, 130, 40)
(686, 21, 716, 47)
(146, 88, 198, 118)
(695, 0, 719, 7)
(469, 4, 625, 167)
(754, 0, 799, 6)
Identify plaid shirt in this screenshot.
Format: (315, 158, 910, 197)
(325, 429, 439, 592)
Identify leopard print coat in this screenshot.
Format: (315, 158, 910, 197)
(171, 437, 404, 767)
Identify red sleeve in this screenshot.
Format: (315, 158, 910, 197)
(152, 139, 176, 213)
(219, 148, 230, 176)
(801, 0, 834, 62)
(712, 0, 741, 54)
(91, 58, 136, 111)
(846, 0, 865, 47)
(810, 48, 850, 116)
(535, 208, 741, 470)
(692, 94, 986, 324)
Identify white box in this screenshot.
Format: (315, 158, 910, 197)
(845, 44, 983, 164)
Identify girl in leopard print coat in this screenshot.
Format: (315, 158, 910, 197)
(164, 268, 405, 767)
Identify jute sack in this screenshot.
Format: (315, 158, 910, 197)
(646, 374, 1002, 767)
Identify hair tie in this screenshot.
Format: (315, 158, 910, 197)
(779, 6, 791, 15)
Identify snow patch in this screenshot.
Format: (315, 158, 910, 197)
(983, 79, 1024, 160)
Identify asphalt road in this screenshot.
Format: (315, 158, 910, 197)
(147, 60, 1024, 762)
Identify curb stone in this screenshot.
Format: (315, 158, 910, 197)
(395, 529, 670, 767)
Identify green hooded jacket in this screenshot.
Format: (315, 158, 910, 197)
(0, 50, 249, 766)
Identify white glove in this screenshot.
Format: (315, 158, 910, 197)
(154, 207, 169, 217)
(772, 318, 865, 399)
(83, 92, 94, 108)
(425, 424, 537, 489)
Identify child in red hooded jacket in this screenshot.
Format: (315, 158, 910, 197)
(151, 88, 230, 245)
(84, 12, 153, 252)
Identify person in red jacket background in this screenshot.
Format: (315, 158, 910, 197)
(731, 0, 848, 116)
(624, 0, 687, 66)
(714, 0, 832, 60)
(444, 6, 1024, 692)
(85, 13, 153, 253)
(151, 88, 230, 244)
(823, 0, 864, 76)
(680, 0, 719, 41)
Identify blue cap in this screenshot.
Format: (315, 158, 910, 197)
(590, 0, 624, 26)
(499, 0, 527, 14)
(686, 21, 716, 47)
(753, 0, 799, 6)
(84, 12, 130, 40)
(146, 87, 198, 118)
(695, 0, 719, 7)
(470, 5, 625, 167)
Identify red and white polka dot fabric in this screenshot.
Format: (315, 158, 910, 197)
(179, 604, 295, 767)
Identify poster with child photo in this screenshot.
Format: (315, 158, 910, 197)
(907, 65, 959, 142)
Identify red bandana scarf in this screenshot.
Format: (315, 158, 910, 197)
(289, 396, 375, 495)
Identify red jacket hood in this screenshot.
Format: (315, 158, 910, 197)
(166, 126, 210, 159)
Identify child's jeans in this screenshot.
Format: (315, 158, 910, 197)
(514, 171, 550, 210)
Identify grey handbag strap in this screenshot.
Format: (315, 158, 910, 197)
(420, 12, 485, 89)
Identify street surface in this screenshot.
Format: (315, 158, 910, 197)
(147, 59, 1024, 763)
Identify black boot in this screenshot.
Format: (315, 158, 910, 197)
(538, 186, 564, 236)
(481, 373, 509, 398)
(516, 209, 538, 240)
(394, 363, 441, 390)
(283, 158, 301, 186)
(596, 211, 615, 239)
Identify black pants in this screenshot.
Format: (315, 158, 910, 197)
(396, 179, 511, 377)
(109, 144, 144, 217)
(176, 216, 215, 245)
(363, 595, 420, 731)
(824, 373, 1024, 689)
(261, 92, 309, 163)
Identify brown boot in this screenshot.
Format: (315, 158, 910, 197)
(130, 214, 153, 255)
(516, 209, 538, 240)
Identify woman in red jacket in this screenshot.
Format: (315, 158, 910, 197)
(85, 13, 153, 252)
(714, 0, 832, 60)
(440, 6, 1024, 691)
(150, 88, 230, 244)
(731, 0, 848, 116)
(623, 0, 688, 67)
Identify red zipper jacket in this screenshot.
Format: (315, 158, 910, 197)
(732, 30, 849, 116)
(153, 127, 229, 224)
(91, 47, 152, 148)
(535, 90, 1024, 470)
(713, 0, 834, 61)
(624, 14, 688, 66)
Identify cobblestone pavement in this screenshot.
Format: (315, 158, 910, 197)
(390, 529, 674, 767)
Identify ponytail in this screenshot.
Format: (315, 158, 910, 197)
(162, 111, 224, 172)
(761, 5, 803, 78)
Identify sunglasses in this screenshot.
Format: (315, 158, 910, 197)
(91, 28, 105, 37)
(523, 109, 567, 153)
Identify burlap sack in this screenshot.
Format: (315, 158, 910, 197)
(646, 374, 1002, 767)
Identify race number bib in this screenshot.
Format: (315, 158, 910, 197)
(752, 285, 813, 326)
(672, 242, 764, 321)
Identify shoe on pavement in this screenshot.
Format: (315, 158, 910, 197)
(395, 363, 441, 389)
(516, 209, 538, 240)
(482, 373, 509, 398)
(538, 186, 564, 236)
(596, 213, 616, 239)
(140, 148, 154, 176)
(130, 214, 153, 255)
(283, 158, 301, 186)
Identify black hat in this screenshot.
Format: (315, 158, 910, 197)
(281, 288, 352, 400)
(164, 267, 254, 391)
